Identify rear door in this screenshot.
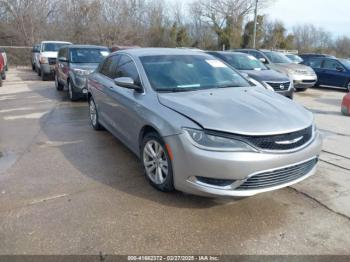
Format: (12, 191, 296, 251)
(90, 55, 119, 128)
(321, 59, 347, 87)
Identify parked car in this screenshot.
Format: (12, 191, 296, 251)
(87, 48, 322, 197)
(0, 48, 8, 71)
(207, 51, 293, 99)
(31, 44, 40, 71)
(110, 45, 140, 52)
(0, 52, 4, 86)
(285, 54, 303, 64)
(234, 49, 317, 91)
(55, 45, 110, 101)
(299, 53, 334, 64)
(302, 57, 350, 91)
(37, 41, 72, 81)
(341, 93, 350, 116)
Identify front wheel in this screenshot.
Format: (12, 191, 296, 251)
(345, 80, 350, 92)
(141, 132, 175, 192)
(67, 80, 79, 101)
(55, 74, 63, 91)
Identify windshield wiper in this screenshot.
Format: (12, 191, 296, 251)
(157, 88, 200, 93)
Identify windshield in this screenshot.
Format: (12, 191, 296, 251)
(70, 48, 110, 63)
(140, 55, 251, 92)
(221, 53, 268, 70)
(263, 51, 292, 64)
(286, 54, 303, 63)
(339, 59, 350, 69)
(43, 43, 70, 52)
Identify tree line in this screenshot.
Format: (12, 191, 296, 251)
(0, 0, 349, 58)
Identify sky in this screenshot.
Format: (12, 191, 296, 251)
(265, 0, 350, 37)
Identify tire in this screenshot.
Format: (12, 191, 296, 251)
(345, 80, 350, 92)
(41, 70, 47, 81)
(67, 80, 79, 101)
(141, 132, 175, 192)
(32, 64, 35, 71)
(1, 71, 6, 80)
(55, 74, 64, 91)
(296, 87, 307, 92)
(89, 97, 103, 130)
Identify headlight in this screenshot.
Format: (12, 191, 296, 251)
(183, 128, 256, 152)
(39, 56, 48, 64)
(73, 69, 92, 76)
(248, 77, 269, 90)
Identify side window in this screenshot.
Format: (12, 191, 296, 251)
(308, 58, 322, 68)
(250, 51, 265, 60)
(323, 59, 343, 70)
(115, 55, 140, 83)
(100, 57, 114, 77)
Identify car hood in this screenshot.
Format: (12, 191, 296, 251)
(41, 51, 58, 58)
(70, 63, 99, 71)
(158, 87, 313, 135)
(269, 63, 315, 74)
(240, 69, 289, 82)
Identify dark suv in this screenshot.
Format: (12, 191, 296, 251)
(303, 57, 350, 91)
(55, 45, 110, 101)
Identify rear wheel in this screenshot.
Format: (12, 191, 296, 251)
(141, 132, 175, 192)
(89, 97, 102, 130)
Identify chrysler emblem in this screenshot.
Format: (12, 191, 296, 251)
(275, 136, 304, 145)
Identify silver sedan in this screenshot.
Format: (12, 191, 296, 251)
(87, 48, 322, 197)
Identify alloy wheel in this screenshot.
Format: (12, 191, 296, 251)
(143, 140, 168, 185)
(347, 82, 350, 92)
(68, 82, 73, 99)
(89, 100, 97, 126)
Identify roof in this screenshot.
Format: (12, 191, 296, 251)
(66, 44, 109, 49)
(119, 48, 210, 57)
(41, 41, 72, 44)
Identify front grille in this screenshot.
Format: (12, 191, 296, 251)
(48, 58, 57, 65)
(207, 126, 313, 151)
(266, 81, 290, 91)
(302, 79, 316, 83)
(237, 158, 318, 190)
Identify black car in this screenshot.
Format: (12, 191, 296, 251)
(55, 45, 110, 101)
(207, 51, 293, 99)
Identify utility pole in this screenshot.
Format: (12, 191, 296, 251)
(252, 0, 259, 48)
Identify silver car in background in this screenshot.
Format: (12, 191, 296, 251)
(87, 48, 322, 197)
(235, 49, 317, 91)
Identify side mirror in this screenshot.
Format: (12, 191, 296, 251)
(58, 57, 68, 62)
(114, 77, 142, 91)
(259, 58, 267, 64)
(336, 66, 344, 72)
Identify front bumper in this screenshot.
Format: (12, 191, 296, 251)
(41, 64, 55, 75)
(290, 74, 317, 90)
(72, 75, 88, 96)
(276, 88, 293, 99)
(165, 131, 322, 197)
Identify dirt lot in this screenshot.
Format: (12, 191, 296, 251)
(0, 68, 349, 255)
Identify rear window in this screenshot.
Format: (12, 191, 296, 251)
(43, 43, 71, 52)
(69, 48, 110, 63)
